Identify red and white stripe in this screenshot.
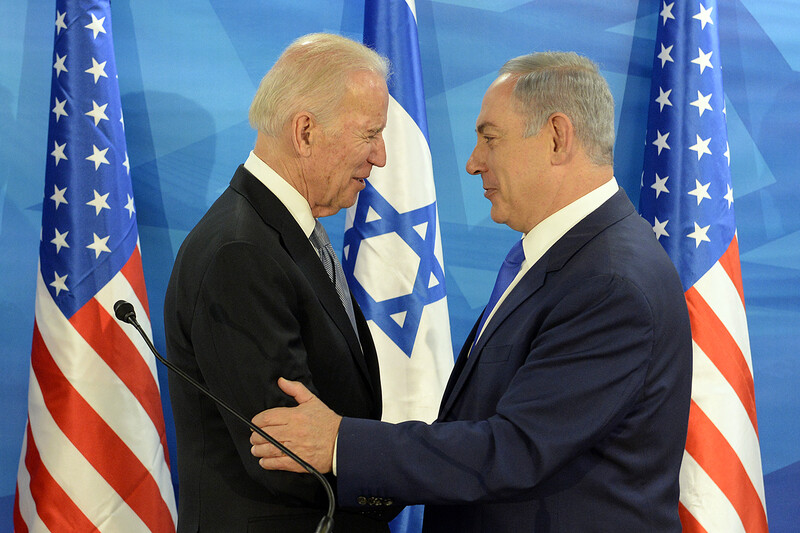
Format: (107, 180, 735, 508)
(15, 247, 177, 532)
(679, 235, 768, 532)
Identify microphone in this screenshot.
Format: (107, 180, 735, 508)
(113, 300, 334, 533)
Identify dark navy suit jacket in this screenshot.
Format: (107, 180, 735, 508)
(336, 189, 692, 532)
(165, 166, 388, 532)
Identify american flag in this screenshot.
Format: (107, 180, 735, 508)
(13, 1, 177, 531)
(639, 1, 768, 531)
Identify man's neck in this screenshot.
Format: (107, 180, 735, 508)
(253, 133, 313, 209)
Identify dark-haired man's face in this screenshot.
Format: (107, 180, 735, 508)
(466, 75, 557, 234)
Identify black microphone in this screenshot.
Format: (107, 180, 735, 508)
(113, 300, 334, 533)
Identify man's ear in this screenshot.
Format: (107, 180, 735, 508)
(549, 113, 574, 165)
(291, 111, 316, 157)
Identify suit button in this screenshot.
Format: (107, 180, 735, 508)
(357, 496, 367, 506)
(368, 497, 380, 506)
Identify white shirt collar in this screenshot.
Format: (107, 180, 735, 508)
(244, 151, 316, 238)
(521, 177, 619, 269)
(474, 177, 619, 344)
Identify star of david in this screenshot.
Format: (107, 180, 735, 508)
(342, 182, 446, 357)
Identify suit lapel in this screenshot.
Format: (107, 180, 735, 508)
(439, 189, 635, 419)
(229, 167, 374, 393)
(439, 261, 547, 418)
(438, 319, 478, 414)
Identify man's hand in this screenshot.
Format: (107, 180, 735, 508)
(250, 377, 342, 474)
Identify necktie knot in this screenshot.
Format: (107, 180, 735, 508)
(310, 221, 336, 283)
(502, 239, 525, 271)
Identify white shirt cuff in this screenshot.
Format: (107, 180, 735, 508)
(332, 434, 338, 476)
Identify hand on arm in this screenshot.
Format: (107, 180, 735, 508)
(250, 377, 342, 474)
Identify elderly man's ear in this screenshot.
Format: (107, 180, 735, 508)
(547, 112, 575, 166)
(291, 111, 317, 157)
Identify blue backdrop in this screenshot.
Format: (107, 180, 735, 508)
(1, 1, 798, 531)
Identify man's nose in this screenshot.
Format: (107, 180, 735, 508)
(466, 145, 483, 175)
(369, 135, 387, 168)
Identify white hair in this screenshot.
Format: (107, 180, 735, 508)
(249, 33, 389, 136)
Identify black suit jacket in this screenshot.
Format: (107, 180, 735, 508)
(164, 166, 388, 532)
(336, 189, 692, 532)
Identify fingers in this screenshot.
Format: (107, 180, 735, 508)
(250, 429, 268, 446)
(251, 407, 285, 430)
(257, 455, 307, 474)
(247, 377, 339, 474)
(277, 377, 315, 404)
(250, 439, 284, 459)
(249, 425, 283, 446)
(250, 434, 333, 474)
(250, 377, 318, 430)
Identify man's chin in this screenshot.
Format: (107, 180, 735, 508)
(323, 196, 359, 216)
(347, 185, 366, 204)
(489, 206, 506, 225)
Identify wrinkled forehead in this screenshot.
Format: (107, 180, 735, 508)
(338, 71, 389, 111)
(331, 73, 389, 130)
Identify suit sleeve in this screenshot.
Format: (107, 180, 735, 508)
(190, 240, 324, 503)
(336, 273, 661, 506)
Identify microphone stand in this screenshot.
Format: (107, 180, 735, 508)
(114, 300, 334, 533)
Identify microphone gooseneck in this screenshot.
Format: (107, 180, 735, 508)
(113, 300, 335, 533)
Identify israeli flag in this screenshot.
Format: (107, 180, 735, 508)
(345, 10, 446, 526)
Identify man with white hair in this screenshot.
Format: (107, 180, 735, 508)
(164, 33, 391, 532)
(250, 51, 692, 532)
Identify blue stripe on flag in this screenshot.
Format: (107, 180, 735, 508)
(355, 1, 454, 532)
(363, 0, 430, 142)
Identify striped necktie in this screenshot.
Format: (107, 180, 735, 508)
(309, 220, 360, 338)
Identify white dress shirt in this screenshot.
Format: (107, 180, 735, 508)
(244, 151, 316, 239)
(475, 177, 619, 343)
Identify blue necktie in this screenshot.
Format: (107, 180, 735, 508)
(309, 220, 360, 339)
(475, 239, 525, 344)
